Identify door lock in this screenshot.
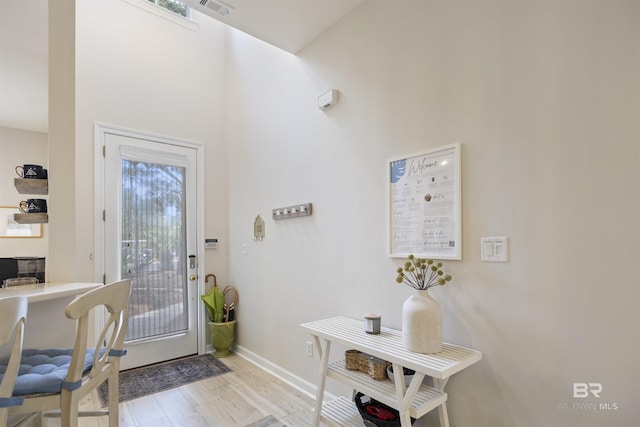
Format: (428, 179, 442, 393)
(189, 275, 197, 281)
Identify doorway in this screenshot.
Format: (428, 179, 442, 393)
(96, 124, 204, 369)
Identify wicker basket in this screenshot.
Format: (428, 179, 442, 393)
(345, 350, 390, 381)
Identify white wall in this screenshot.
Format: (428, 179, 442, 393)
(69, 0, 230, 284)
(0, 126, 48, 257)
(227, 1, 640, 426)
(47, 0, 77, 282)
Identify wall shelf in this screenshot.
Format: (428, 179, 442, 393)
(14, 178, 48, 195)
(13, 213, 48, 224)
(13, 178, 49, 223)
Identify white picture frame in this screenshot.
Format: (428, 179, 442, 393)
(388, 143, 462, 260)
(0, 206, 42, 238)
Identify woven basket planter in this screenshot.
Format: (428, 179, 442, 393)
(345, 349, 390, 381)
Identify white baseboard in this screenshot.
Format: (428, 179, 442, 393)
(232, 344, 337, 402)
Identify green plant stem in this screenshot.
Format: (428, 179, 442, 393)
(428, 270, 438, 287)
(409, 265, 422, 288)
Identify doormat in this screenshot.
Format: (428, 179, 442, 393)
(244, 415, 288, 427)
(97, 353, 231, 406)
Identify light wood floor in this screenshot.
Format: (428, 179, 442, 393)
(37, 353, 318, 427)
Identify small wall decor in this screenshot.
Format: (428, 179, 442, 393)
(388, 143, 461, 260)
(254, 215, 265, 241)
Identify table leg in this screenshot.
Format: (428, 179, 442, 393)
(435, 401, 450, 427)
(393, 364, 425, 427)
(311, 336, 331, 427)
(433, 378, 450, 427)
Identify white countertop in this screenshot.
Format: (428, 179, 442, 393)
(0, 282, 102, 303)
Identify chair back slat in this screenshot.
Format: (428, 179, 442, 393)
(64, 280, 132, 385)
(0, 296, 28, 423)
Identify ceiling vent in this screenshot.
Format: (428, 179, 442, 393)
(197, 0, 234, 16)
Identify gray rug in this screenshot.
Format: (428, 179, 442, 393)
(245, 415, 287, 427)
(97, 353, 231, 405)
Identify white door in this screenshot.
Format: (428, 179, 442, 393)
(102, 130, 200, 369)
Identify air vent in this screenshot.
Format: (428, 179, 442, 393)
(198, 0, 234, 16)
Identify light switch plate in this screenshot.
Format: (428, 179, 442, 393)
(481, 237, 509, 262)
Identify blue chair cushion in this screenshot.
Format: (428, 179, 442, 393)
(6, 348, 96, 395)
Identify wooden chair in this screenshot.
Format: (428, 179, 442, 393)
(7, 279, 132, 427)
(0, 296, 28, 426)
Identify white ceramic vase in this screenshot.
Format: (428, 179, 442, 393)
(402, 289, 442, 353)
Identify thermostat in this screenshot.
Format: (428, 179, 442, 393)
(205, 238, 218, 249)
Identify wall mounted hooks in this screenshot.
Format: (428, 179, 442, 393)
(272, 203, 312, 220)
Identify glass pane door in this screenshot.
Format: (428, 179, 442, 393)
(104, 131, 199, 369)
(121, 159, 188, 341)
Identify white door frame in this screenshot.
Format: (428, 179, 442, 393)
(94, 122, 207, 357)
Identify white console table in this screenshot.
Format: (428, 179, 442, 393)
(301, 316, 482, 427)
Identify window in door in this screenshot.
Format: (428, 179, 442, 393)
(121, 159, 188, 341)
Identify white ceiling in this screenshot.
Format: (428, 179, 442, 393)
(185, 0, 363, 54)
(0, 0, 363, 134)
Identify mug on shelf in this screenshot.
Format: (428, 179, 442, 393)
(15, 164, 47, 179)
(19, 199, 48, 214)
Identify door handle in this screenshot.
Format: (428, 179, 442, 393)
(189, 275, 197, 281)
(188, 255, 196, 269)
